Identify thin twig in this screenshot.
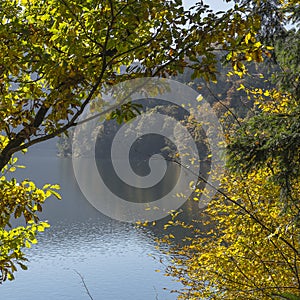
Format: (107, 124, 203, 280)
(153, 286, 159, 300)
(74, 269, 94, 300)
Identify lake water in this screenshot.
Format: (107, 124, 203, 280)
(0, 142, 183, 300)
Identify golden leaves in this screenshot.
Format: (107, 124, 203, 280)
(0, 151, 58, 282)
(158, 166, 300, 299)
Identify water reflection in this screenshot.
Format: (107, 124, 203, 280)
(1, 146, 183, 300)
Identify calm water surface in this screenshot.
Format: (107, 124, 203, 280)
(0, 143, 182, 300)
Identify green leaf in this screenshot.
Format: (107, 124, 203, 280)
(18, 263, 28, 270)
(281, 294, 300, 300)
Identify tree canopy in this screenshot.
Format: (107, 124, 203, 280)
(0, 0, 279, 285)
